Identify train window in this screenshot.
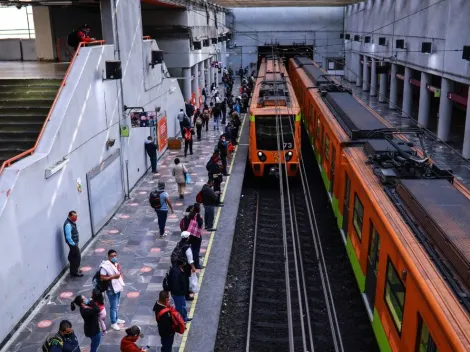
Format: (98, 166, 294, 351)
(416, 314, 438, 352)
(324, 134, 330, 160)
(384, 259, 406, 335)
(353, 194, 364, 240)
(255, 115, 295, 151)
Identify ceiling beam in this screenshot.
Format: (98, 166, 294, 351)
(211, 0, 361, 6)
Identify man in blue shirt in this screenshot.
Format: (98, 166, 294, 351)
(64, 211, 82, 277)
(155, 182, 174, 238)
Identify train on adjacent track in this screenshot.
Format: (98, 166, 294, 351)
(248, 57, 301, 177)
(288, 56, 470, 351)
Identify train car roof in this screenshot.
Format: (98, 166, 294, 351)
(293, 57, 331, 86)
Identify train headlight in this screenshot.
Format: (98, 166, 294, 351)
(285, 151, 293, 162)
(257, 151, 267, 162)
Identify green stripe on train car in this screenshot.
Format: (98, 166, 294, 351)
(249, 115, 255, 122)
(346, 235, 365, 292)
(320, 166, 330, 190)
(331, 195, 343, 229)
(295, 113, 301, 122)
(373, 308, 392, 352)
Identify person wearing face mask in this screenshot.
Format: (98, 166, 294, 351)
(99, 249, 126, 331)
(121, 325, 148, 352)
(64, 211, 82, 277)
(44, 320, 80, 352)
(70, 295, 101, 352)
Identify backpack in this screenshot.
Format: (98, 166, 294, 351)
(157, 306, 186, 334)
(149, 190, 163, 209)
(206, 160, 212, 172)
(196, 191, 203, 204)
(67, 30, 79, 48)
(42, 334, 63, 352)
(184, 128, 192, 141)
(171, 242, 189, 266)
(92, 269, 109, 292)
(196, 116, 203, 126)
(162, 268, 172, 291)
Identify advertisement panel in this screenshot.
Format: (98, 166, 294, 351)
(157, 116, 168, 153)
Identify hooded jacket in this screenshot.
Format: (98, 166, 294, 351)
(120, 335, 142, 352)
(145, 140, 157, 158)
(201, 184, 217, 206)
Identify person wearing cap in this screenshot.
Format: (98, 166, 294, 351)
(120, 325, 147, 352)
(153, 291, 175, 352)
(172, 231, 196, 300)
(154, 181, 174, 238)
(69, 24, 95, 51)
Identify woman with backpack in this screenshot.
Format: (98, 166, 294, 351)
(70, 295, 101, 352)
(172, 158, 188, 199)
(187, 203, 204, 269)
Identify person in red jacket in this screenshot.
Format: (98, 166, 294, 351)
(68, 24, 95, 51)
(120, 326, 148, 352)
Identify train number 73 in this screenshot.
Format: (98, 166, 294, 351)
(283, 142, 293, 149)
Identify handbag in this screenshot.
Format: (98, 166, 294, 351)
(185, 173, 191, 184)
(187, 214, 202, 238)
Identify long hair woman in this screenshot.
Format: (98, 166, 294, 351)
(71, 295, 101, 352)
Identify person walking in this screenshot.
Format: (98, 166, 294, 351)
(64, 211, 82, 277)
(120, 326, 147, 352)
(70, 295, 101, 352)
(186, 204, 204, 269)
(200, 180, 218, 232)
(169, 260, 191, 323)
(221, 97, 227, 125)
(202, 106, 210, 132)
(152, 182, 174, 238)
(217, 135, 229, 176)
(194, 111, 203, 140)
(182, 125, 194, 157)
(212, 104, 221, 131)
(145, 136, 158, 175)
(44, 320, 80, 352)
(99, 249, 125, 331)
(172, 158, 188, 199)
(184, 101, 194, 120)
(201, 84, 208, 105)
(92, 289, 107, 335)
(153, 291, 176, 352)
(176, 109, 186, 137)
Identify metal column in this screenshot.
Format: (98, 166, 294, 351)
(363, 57, 369, 91)
(356, 54, 362, 87)
(370, 59, 377, 97)
(437, 78, 454, 142)
(462, 87, 470, 158)
(182, 68, 191, 102)
(418, 72, 431, 127)
(389, 63, 397, 109)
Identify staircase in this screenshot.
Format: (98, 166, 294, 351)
(0, 79, 62, 167)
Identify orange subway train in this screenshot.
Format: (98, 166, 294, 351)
(289, 56, 470, 351)
(248, 57, 301, 177)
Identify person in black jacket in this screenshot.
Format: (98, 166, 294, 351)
(169, 260, 191, 322)
(145, 136, 158, 175)
(187, 203, 204, 269)
(71, 295, 101, 352)
(185, 101, 194, 118)
(201, 180, 218, 231)
(217, 135, 229, 176)
(153, 291, 175, 352)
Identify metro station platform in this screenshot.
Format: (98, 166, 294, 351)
(2, 113, 249, 352)
(0, 61, 68, 79)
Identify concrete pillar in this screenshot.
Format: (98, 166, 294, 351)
(402, 67, 413, 117)
(437, 78, 454, 142)
(198, 61, 205, 92)
(363, 57, 369, 91)
(32, 6, 55, 60)
(191, 64, 198, 101)
(379, 70, 387, 103)
(209, 57, 215, 87)
(370, 59, 377, 97)
(356, 54, 362, 87)
(418, 72, 431, 128)
(389, 64, 398, 109)
(182, 68, 191, 101)
(100, 0, 115, 45)
(205, 58, 211, 89)
(462, 87, 470, 158)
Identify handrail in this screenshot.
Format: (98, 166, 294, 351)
(0, 40, 106, 176)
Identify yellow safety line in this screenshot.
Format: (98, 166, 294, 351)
(178, 114, 247, 351)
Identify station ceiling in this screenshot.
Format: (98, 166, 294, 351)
(211, 0, 362, 7)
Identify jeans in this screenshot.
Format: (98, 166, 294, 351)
(203, 119, 209, 131)
(161, 334, 175, 352)
(213, 117, 219, 130)
(68, 245, 81, 275)
(189, 235, 202, 269)
(184, 140, 193, 156)
(173, 295, 187, 322)
(106, 290, 121, 324)
(155, 210, 168, 236)
(149, 154, 157, 173)
(204, 205, 215, 229)
(90, 332, 101, 352)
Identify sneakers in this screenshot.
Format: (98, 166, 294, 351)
(111, 323, 120, 331)
(116, 319, 125, 324)
(160, 232, 169, 238)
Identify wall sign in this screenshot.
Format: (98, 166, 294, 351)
(157, 116, 168, 152)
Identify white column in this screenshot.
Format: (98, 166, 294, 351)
(363, 57, 370, 91)
(402, 67, 413, 117)
(33, 6, 55, 60)
(209, 57, 215, 87)
(191, 64, 198, 101)
(418, 72, 431, 127)
(100, 0, 115, 45)
(379, 70, 387, 103)
(205, 58, 211, 89)
(389, 63, 397, 109)
(198, 61, 205, 93)
(462, 87, 470, 158)
(437, 78, 454, 142)
(370, 59, 377, 97)
(356, 54, 362, 87)
(182, 68, 191, 101)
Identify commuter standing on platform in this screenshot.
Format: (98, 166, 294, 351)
(176, 109, 187, 137)
(64, 211, 82, 278)
(145, 136, 158, 175)
(153, 291, 176, 352)
(44, 320, 80, 352)
(172, 158, 188, 199)
(99, 250, 126, 331)
(187, 203, 204, 270)
(201, 180, 218, 232)
(151, 181, 174, 238)
(70, 295, 101, 352)
(68, 24, 95, 52)
(185, 101, 194, 119)
(169, 260, 191, 323)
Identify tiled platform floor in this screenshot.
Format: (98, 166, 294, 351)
(0, 61, 68, 79)
(5, 124, 235, 352)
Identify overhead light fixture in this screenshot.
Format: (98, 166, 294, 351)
(39, 1, 72, 5)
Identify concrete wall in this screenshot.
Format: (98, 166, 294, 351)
(344, 0, 470, 85)
(0, 0, 184, 344)
(230, 7, 344, 68)
(33, 6, 54, 61)
(0, 39, 36, 61)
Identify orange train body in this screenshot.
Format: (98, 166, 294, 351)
(288, 56, 470, 351)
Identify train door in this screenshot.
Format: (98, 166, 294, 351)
(342, 174, 351, 235)
(330, 146, 336, 194)
(365, 225, 380, 309)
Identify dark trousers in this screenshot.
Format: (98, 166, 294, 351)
(68, 245, 81, 275)
(161, 334, 175, 352)
(155, 210, 168, 236)
(203, 119, 209, 131)
(221, 110, 227, 124)
(179, 121, 184, 136)
(221, 156, 227, 174)
(214, 176, 222, 204)
(196, 125, 202, 140)
(184, 140, 193, 156)
(204, 205, 215, 229)
(149, 154, 157, 173)
(189, 235, 202, 268)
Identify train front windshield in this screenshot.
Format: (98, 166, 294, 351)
(255, 115, 295, 151)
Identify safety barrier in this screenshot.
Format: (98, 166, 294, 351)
(0, 40, 106, 175)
